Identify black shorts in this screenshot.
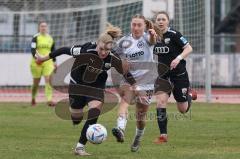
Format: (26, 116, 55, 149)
(155, 69, 190, 102)
(68, 80, 104, 109)
(69, 94, 104, 109)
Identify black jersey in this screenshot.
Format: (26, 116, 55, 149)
(49, 42, 127, 89)
(153, 27, 189, 72)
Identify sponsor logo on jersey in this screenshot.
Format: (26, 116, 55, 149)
(86, 65, 103, 74)
(38, 44, 51, 49)
(164, 38, 170, 44)
(180, 37, 188, 45)
(126, 51, 144, 58)
(137, 41, 144, 48)
(154, 46, 170, 54)
(119, 39, 132, 49)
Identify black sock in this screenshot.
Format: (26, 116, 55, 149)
(186, 94, 192, 113)
(156, 108, 167, 134)
(79, 108, 101, 145)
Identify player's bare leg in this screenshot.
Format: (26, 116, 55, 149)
(177, 88, 198, 113)
(74, 100, 103, 156)
(131, 102, 148, 152)
(112, 85, 134, 143)
(31, 78, 40, 106)
(44, 75, 55, 107)
(112, 98, 129, 142)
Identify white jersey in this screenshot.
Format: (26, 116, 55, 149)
(114, 33, 158, 90)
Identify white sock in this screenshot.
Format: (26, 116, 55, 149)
(117, 115, 127, 131)
(76, 142, 84, 148)
(136, 127, 145, 138)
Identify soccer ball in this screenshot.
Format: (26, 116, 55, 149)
(86, 124, 107, 144)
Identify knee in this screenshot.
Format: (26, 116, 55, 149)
(157, 99, 167, 107)
(88, 101, 103, 110)
(121, 94, 133, 105)
(44, 76, 52, 84)
(177, 103, 188, 114)
(179, 109, 186, 114)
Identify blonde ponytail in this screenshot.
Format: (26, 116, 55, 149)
(105, 23, 122, 39)
(97, 23, 122, 44)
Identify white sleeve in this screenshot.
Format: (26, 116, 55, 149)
(143, 32, 151, 45)
(112, 38, 125, 58)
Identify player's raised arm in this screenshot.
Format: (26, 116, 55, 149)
(170, 32, 193, 70)
(145, 19, 157, 45)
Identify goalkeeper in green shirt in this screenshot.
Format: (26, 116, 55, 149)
(30, 21, 56, 106)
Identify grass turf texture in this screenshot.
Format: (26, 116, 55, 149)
(0, 102, 240, 159)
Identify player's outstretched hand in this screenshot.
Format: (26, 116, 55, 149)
(148, 29, 157, 37)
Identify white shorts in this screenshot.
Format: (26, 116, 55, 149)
(135, 89, 154, 105)
(119, 83, 154, 106)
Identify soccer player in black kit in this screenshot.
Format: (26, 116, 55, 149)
(35, 23, 135, 156)
(152, 11, 197, 144)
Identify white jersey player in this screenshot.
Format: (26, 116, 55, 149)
(116, 32, 158, 91)
(112, 14, 158, 152)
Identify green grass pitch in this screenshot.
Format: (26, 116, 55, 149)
(0, 102, 240, 159)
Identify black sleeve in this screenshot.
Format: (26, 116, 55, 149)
(51, 41, 56, 62)
(31, 36, 37, 58)
(111, 53, 136, 85)
(49, 42, 95, 59)
(174, 31, 189, 48)
(49, 44, 85, 59)
(49, 47, 71, 59)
